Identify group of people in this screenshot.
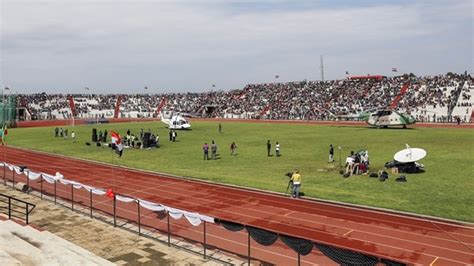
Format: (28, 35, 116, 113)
(168, 129, 177, 142)
(19, 73, 472, 123)
(344, 150, 370, 176)
(202, 140, 219, 160)
(202, 139, 239, 160)
(266, 140, 281, 157)
(54, 127, 76, 142)
(124, 128, 160, 148)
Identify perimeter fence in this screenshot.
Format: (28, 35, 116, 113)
(1, 162, 406, 266)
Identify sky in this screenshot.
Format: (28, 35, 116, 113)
(0, 0, 472, 94)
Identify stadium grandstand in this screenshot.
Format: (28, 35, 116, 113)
(15, 73, 473, 125)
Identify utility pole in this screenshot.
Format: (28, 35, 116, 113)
(320, 55, 325, 82)
(2, 85, 4, 129)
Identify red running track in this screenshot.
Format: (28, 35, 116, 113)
(2, 146, 474, 265)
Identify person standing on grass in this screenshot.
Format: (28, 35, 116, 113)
(103, 130, 108, 142)
(275, 141, 280, 157)
(169, 129, 172, 141)
(230, 141, 237, 156)
(219, 123, 222, 133)
(55, 127, 59, 137)
(290, 170, 302, 198)
(211, 140, 217, 160)
(267, 140, 271, 157)
(172, 130, 177, 142)
(203, 142, 209, 160)
(116, 143, 124, 157)
(71, 131, 76, 143)
(329, 144, 334, 163)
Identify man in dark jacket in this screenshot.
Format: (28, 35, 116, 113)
(267, 140, 271, 157)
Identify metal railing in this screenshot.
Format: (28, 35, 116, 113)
(0, 193, 36, 224)
(2, 164, 406, 266)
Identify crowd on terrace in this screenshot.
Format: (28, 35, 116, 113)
(17, 73, 473, 123)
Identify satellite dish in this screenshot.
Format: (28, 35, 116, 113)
(394, 144, 426, 163)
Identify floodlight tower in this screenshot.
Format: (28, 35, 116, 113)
(320, 55, 325, 82)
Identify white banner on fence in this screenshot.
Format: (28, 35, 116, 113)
(199, 215, 215, 224)
(27, 171, 42, 181)
(166, 207, 184, 220)
(82, 185, 106, 195)
(116, 195, 135, 203)
(3, 161, 215, 226)
(183, 211, 202, 226)
(14, 166, 24, 175)
(41, 173, 56, 184)
(139, 199, 165, 212)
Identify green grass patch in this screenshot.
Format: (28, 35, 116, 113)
(6, 121, 474, 222)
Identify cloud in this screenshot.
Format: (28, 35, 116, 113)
(1, 0, 472, 93)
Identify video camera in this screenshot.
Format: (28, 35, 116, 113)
(284, 172, 294, 195)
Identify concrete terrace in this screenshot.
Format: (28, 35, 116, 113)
(0, 184, 248, 265)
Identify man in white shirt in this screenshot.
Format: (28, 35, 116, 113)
(345, 151, 355, 176)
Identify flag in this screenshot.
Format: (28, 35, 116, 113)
(212, 84, 216, 87)
(392, 68, 398, 72)
(144, 86, 148, 90)
(85, 87, 90, 91)
(275, 75, 279, 79)
(106, 188, 115, 198)
(345, 71, 349, 75)
(111, 131, 121, 144)
(4, 87, 10, 91)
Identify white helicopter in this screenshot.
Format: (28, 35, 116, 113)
(160, 112, 191, 130)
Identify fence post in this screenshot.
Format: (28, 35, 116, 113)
(167, 212, 171, 246)
(113, 194, 117, 227)
(8, 197, 11, 219)
(71, 183, 74, 210)
(3, 163, 5, 185)
(54, 180, 57, 204)
(203, 221, 207, 259)
(248, 232, 251, 266)
(12, 170, 15, 188)
(89, 189, 93, 218)
(298, 253, 301, 266)
(137, 200, 141, 236)
(27, 172, 30, 194)
(40, 175, 43, 199)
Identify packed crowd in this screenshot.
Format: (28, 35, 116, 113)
(17, 73, 473, 122)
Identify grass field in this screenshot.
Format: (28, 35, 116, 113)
(6, 121, 474, 222)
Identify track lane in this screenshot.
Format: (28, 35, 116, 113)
(2, 146, 474, 265)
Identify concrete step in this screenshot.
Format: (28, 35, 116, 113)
(0, 248, 22, 266)
(42, 231, 115, 265)
(0, 225, 47, 265)
(0, 220, 114, 265)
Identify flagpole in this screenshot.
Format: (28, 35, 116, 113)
(2, 85, 5, 173)
(2, 85, 5, 132)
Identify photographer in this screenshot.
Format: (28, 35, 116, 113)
(290, 170, 302, 198)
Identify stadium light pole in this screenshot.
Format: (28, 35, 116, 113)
(2, 85, 5, 130)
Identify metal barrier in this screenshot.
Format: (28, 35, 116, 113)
(2, 164, 405, 266)
(0, 193, 36, 224)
